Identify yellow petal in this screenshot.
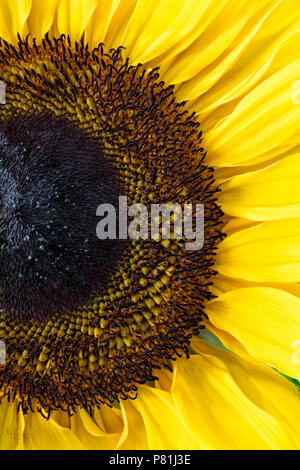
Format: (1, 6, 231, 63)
(221, 217, 260, 236)
(205, 59, 300, 167)
(203, 320, 252, 360)
(216, 219, 300, 282)
(117, 400, 149, 450)
(213, 150, 298, 180)
(192, 4, 300, 122)
(146, 0, 226, 76)
(219, 154, 300, 220)
(254, 0, 300, 41)
(27, 0, 58, 40)
(212, 273, 300, 298)
(0, 0, 32, 43)
(0, 399, 24, 450)
(85, 0, 120, 48)
(165, 0, 273, 87)
(155, 368, 173, 392)
(192, 338, 300, 447)
(207, 287, 300, 377)
(133, 385, 197, 449)
(68, 408, 123, 449)
(23, 411, 85, 450)
(104, 0, 138, 50)
(172, 345, 298, 449)
(55, 0, 98, 42)
(122, 0, 212, 64)
(94, 404, 123, 434)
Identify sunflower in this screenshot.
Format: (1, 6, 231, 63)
(0, 0, 299, 451)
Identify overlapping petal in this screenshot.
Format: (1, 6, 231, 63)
(0, 398, 24, 450)
(216, 219, 300, 282)
(191, 339, 300, 447)
(27, 0, 58, 40)
(218, 154, 300, 220)
(206, 287, 300, 377)
(205, 59, 300, 166)
(121, 0, 212, 64)
(125, 339, 300, 450)
(0, 0, 32, 43)
(22, 411, 84, 450)
(55, 0, 98, 41)
(165, 0, 276, 91)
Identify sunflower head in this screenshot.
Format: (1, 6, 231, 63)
(0, 34, 223, 416)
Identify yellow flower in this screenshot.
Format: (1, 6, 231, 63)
(0, 0, 299, 450)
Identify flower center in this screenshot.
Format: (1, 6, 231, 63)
(0, 112, 122, 321)
(0, 35, 224, 416)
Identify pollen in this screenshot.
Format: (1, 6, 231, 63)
(0, 34, 224, 416)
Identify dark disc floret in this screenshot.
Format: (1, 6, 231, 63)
(0, 112, 122, 322)
(0, 34, 224, 416)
